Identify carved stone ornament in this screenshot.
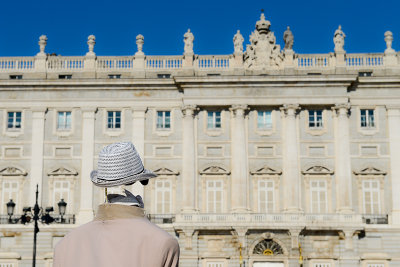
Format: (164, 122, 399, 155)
(183, 29, 194, 55)
(48, 166, 78, 176)
(302, 166, 333, 175)
(38, 35, 48, 55)
(0, 166, 27, 176)
(333, 25, 346, 53)
(233, 30, 244, 54)
(181, 105, 197, 117)
(384, 31, 395, 54)
(136, 34, 144, 56)
(250, 166, 282, 175)
(353, 166, 386, 176)
(244, 12, 284, 69)
(253, 239, 284, 255)
(199, 166, 230, 175)
(86, 35, 96, 56)
(283, 26, 294, 51)
(153, 167, 179, 176)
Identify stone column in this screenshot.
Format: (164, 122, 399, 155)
(231, 105, 248, 212)
(281, 104, 302, 212)
(29, 107, 47, 205)
(131, 107, 147, 197)
(181, 105, 197, 212)
(387, 107, 400, 224)
(76, 108, 96, 224)
(333, 104, 353, 213)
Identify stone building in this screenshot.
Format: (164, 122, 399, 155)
(0, 13, 400, 267)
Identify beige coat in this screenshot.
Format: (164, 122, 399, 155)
(53, 204, 180, 267)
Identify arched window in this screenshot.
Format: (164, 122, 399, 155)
(253, 239, 284, 256)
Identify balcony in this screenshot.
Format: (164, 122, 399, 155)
(0, 214, 75, 225)
(362, 214, 388, 224)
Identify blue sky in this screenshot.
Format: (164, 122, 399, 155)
(1, 0, 399, 56)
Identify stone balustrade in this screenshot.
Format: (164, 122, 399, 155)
(0, 52, 396, 76)
(174, 213, 366, 227)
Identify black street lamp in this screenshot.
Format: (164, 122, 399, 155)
(3, 184, 71, 267)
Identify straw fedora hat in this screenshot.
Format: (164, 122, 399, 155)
(91, 142, 156, 187)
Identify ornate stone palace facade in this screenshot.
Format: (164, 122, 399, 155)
(0, 13, 400, 267)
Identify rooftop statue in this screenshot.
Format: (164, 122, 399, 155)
(244, 12, 283, 69)
(334, 25, 346, 52)
(136, 34, 144, 56)
(233, 30, 244, 54)
(184, 29, 194, 55)
(283, 26, 294, 51)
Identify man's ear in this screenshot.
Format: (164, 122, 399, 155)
(140, 179, 149, 185)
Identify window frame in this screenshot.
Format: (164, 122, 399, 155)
(4, 111, 24, 137)
(308, 110, 323, 129)
(357, 107, 380, 135)
(207, 111, 222, 130)
(309, 179, 328, 213)
(156, 110, 171, 130)
(360, 109, 375, 128)
(149, 169, 177, 215)
(56, 111, 72, 131)
(103, 109, 124, 137)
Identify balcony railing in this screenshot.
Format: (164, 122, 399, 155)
(362, 214, 388, 224)
(147, 214, 175, 224)
(0, 214, 75, 225)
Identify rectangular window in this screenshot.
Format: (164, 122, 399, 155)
(108, 74, 121, 79)
(1, 181, 19, 214)
(207, 111, 221, 129)
(258, 180, 274, 212)
(363, 180, 381, 214)
(257, 111, 272, 129)
(361, 109, 375, 128)
(0, 263, 16, 267)
(9, 75, 22, 79)
(58, 75, 72, 79)
(57, 111, 71, 130)
(7, 112, 22, 129)
(206, 180, 223, 213)
(107, 111, 121, 129)
(309, 110, 323, 128)
(53, 181, 70, 213)
(310, 180, 328, 213)
(155, 179, 172, 214)
(206, 262, 224, 267)
(156, 111, 171, 129)
(313, 263, 331, 267)
(366, 264, 384, 267)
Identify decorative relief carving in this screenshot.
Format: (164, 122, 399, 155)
(302, 166, 334, 175)
(0, 166, 27, 176)
(253, 239, 284, 255)
(250, 166, 282, 175)
(181, 105, 197, 117)
(153, 167, 179, 176)
(353, 166, 386, 176)
(199, 166, 230, 175)
(244, 12, 284, 69)
(47, 166, 78, 176)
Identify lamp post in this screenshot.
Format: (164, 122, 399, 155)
(4, 184, 69, 267)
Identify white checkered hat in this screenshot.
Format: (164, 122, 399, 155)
(91, 142, 156, 187)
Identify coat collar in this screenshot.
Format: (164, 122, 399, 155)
(94, 204, 146, 221)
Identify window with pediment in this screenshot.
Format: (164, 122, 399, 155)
(0, 166, 27, 214)
(250, 166, 281, 213)
(302, 166, 333, 213)
(354, 167, 386, 215)
(47, 166, 78, 214)
(200, 166, 230, 213)
(150, 168, 178, 214)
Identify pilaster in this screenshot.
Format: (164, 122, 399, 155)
(280, 104, 302, 212)
(386, 106, 400, 224)
(332, 103, 353, 213)
(29, 107, 47, 205)
(230, 105, 249, 213)
(131, 107, 147, 197)
(181, 105, 197, 212)
(76, 107, 96, 224)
